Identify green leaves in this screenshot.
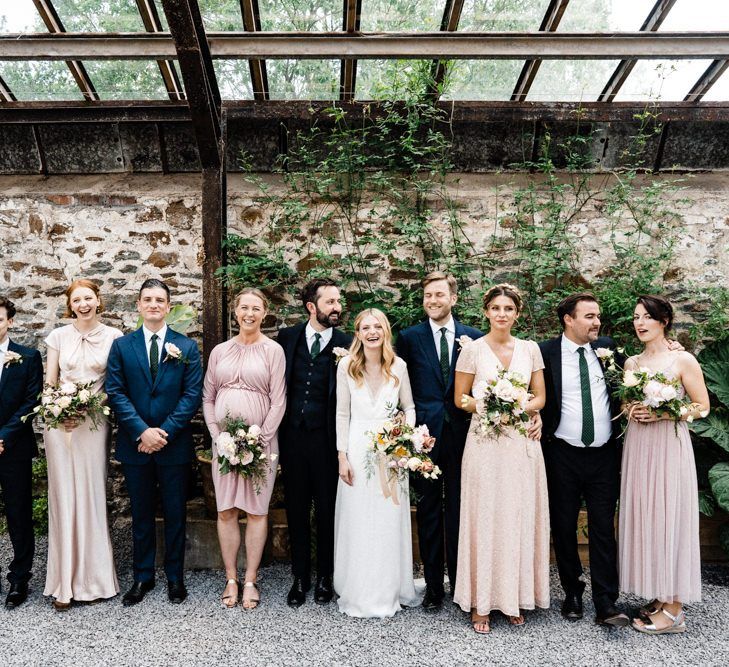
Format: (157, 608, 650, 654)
(691, 412, 729, 455)
(135, 304, 198, 334)
(708, 462, 729, 514)
(698, 340, 729, 406)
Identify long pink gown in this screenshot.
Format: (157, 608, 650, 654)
(44, 323, 121, 604)
(454, 338, 551, 617)
(202, 337, 286, 515)
(619, 359, 701, 603)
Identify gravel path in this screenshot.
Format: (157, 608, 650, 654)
(1, 531, 728, 667)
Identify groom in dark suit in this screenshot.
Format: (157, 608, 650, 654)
(0, 297, 43, 609)
(106, 279, 202, 606)
(539, 292, 629, 627)
(396, 272, 482, 609)
(277, 278, 352, 607)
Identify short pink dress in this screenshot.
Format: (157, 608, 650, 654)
(202, 337, 286, 515)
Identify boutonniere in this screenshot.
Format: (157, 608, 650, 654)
(163, 342, 189, 365)
(456, 335, 473, 351)
(3, 350, 23, 368)
(332, 347, 350, 365)
(594, 347, 616, 368)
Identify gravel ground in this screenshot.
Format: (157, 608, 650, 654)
(1, 530, 728, 667)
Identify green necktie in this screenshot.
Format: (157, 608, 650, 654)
(311, 332, 322, 359)
(439, 327, 450, 385)
(150, 333, 159, 381)
(577, 347, 594, 446)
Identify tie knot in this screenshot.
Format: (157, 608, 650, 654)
(151, 334, 159, 341)
(577, 346, 586, 356)
(439, 327, 448, 336)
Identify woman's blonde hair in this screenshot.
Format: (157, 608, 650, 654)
(347, 308, 399, 387)
(233, 287, 269, 311)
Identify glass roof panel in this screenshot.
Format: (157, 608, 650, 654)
(267, 60, 339, 100)
(614, 59, 715, 102)
(360, 0, 443, 31)
(559, 0, 656, 31)
(50, 0, 147, 31)
(82, 60, 171, 100)
(657, 0, 729, 31)
(356, 60, 436, 100)
(1, 1, 45, 33)
(441, 60, 524, 101)
(528, 60, 620, 101)
(258, 0, 341, 31)
(459, 0, 551, 31)
(702, 68, 729, 102)
(197, 0, 244, 31)
(214, 60, 254, 100)
(0, 61, 84, 100)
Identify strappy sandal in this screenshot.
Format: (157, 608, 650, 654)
(471, 613, 491, 635)
(241, 581, 260, 610)
(508, 614, 525, 626)
(632, 608, 686, 635)
(221, 579, 239, 609)
(638, 599, 662, 620)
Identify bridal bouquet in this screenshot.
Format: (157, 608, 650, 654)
(216, 416, 277, 494)
(23, 381, 110, 432)
(618, 367, 697, 422)
(366, 411, 441, 504)
(469, 369, 532, 438)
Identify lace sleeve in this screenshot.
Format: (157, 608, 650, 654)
(336, 358, 351, 453)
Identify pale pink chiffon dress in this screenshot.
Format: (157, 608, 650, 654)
(454, 338, 551, 617)
(44, 323, 122, 604)
(202, 337, 286, 515)
(619, 363, 701, 603)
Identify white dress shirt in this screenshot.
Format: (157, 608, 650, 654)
(142, 324, 167, 365)
(0, 337, 8, 383)
(554, 334, 612, 448)
(429, 317, 455, 362)
(305, 323, 333, 353)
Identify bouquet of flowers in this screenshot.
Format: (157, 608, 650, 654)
(215, 416, 277, 494)
(618, 367, 698, 422)
(366, 410, 441, 505)
(23, 381, 110, 435)
(469, 369, 532, 438)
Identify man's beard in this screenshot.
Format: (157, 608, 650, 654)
(316, 307, 341, 328)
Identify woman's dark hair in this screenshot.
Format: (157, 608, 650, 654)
(636, 294, 674, 332)
(482, 283, 523, 313)
(139, 278, 171, 301)
(300, 278, 338, 310)
(556, 292, 598, 329)
(0, 296, 17, 319)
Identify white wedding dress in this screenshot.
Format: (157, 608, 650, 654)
(333, 355, 422, 618)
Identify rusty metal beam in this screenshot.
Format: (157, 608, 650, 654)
(135, 0, 185, 101)
(685, 59, 729, 102)
(0, 75, 15, 102)
(239, 0, 269, 101)
(428, 0, 465, 100)
(598, 0, 678, 102)
(160, 0, 221, 168)
(4, 31, 729, 61)
(339, 0, 363, 101)
(31, 0, 99, 101)
(511, 0, 570, 101)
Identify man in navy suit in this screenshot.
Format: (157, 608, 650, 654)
(0, 296, 43, 609)
(106, 279, 202, 607)
(277, 278, 352, 607)
(396, 272, 482, 609)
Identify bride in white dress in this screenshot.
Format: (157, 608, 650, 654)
(333, 308, 422, 618)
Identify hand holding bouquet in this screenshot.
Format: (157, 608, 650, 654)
(618, 367, 705, 422)
(23, 381, 110, 436)
(216, 416, 277, 494)
(468, 369, 532, 438)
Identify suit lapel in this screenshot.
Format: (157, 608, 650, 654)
(152, 329, 173, 390)
(548, 337, 563, 414)
(0, 339, 21, 398)
(448, 320, 468, 392)
(416, 322, 445, 389)
(328, 329, 348, 399)
(132, 328, 154, 389)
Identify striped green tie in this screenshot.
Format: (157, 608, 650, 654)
(150, 333, 159, 381)
(577, 347, 594, 446)
(311, 332, 322, 359)
(439, 327, 450, 384)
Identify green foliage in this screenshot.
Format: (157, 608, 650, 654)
(135, 304, 198, 334)
(688, 287, 729, 346)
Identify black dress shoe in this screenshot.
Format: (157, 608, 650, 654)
(422, 587, 444, 610)
(314, 575, 333, 605)
(5, 582, 29, 609)
(561, 592, 584, 621)
(122, 580, 155, 607)
(287, 577, 310, 608)
(168, 580, 187, 604)
(596, 605, 630, 627)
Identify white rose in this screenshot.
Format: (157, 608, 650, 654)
(235, 429, 247, 439)
(57, 396, 72, 410)
(41, 395, 53, 405)
(643, 380, 664, 408)
(659, 385, 678, 401)
(164, 342, 182, 358)
(270, 453, 278, 461)
(77, 389, 91, 404)
(493, 378, 516, 402)
(679, 406, 689, 416)
(229, 455, 240, 466)
(49, 405, 63, 418)
(623, 370, 640, 387)
(247, 424, 262, 438)
(407, 457, 422, 471)
(60, 382, 77, 395)
(513, 387, 529, 409)
(382, 420, 394, 432)
(240, 450, 254, 466)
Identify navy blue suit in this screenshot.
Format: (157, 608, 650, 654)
(0, 340, 43, 585)
(396, 318, 482, 594)
(105, 327, 202, 583)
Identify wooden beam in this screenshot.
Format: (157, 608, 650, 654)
(685, 60, 729, 102)
(31, 0, 99, 101)
(0, 75, 15, 102)
(428, 0, 465, 100)
(339, 0, 363, 101)
(135, 0, 186, 101)
(511, 0, 570, 102)
(3, 31, 729, 61)
(239, 0, 269, 101)
(599, 0, 679, 102)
